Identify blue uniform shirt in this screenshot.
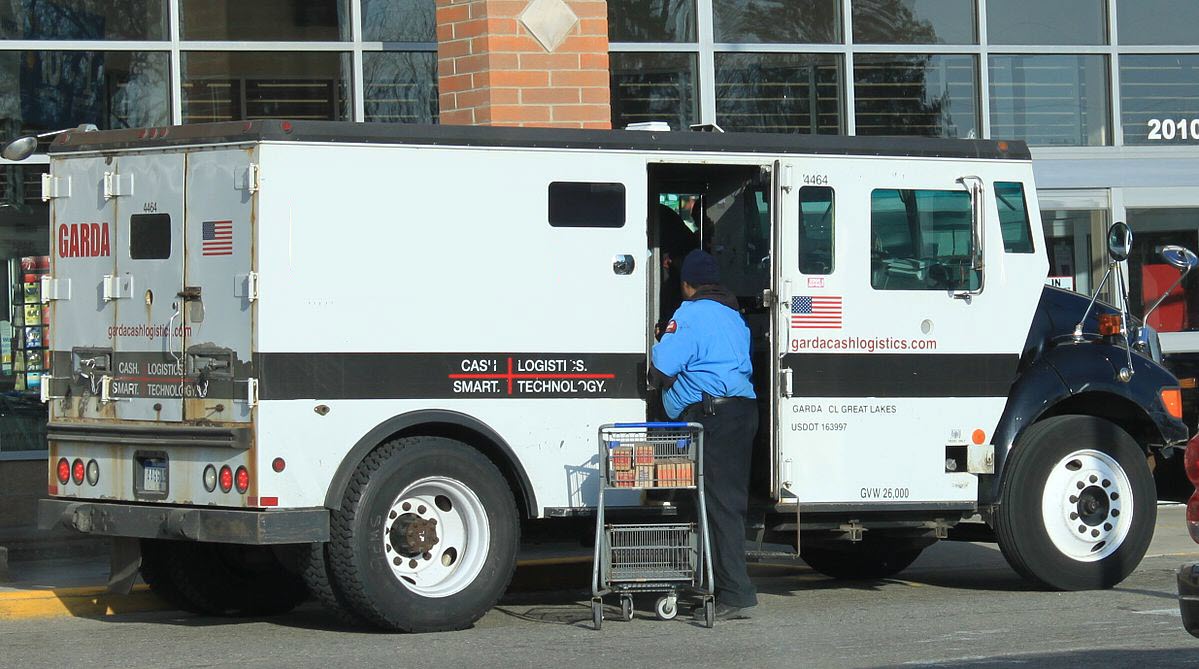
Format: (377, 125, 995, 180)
(652, 296, 756, 419)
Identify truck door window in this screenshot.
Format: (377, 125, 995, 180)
(799, 186, 834, 274)
(129, 214, 172, 259)
(995, 181, 1035, 253)
(870, 188, 979, 291)
(548, 182, 626, 228)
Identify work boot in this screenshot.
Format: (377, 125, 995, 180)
(693, 602, 752, 621)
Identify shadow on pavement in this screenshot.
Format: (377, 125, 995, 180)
(883, 647, 1199, 669)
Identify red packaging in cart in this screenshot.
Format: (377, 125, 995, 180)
(610, 446, 633, 471)
(634, 444, 654, 466)
(614, 470, 636, 488)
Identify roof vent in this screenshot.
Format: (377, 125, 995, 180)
(625, 121, 671, 132)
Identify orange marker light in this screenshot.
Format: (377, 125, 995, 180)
(1098, 313, 1122, 336)
(1161, 388, 1184, 419)
(972, 429, 986, 445)
(1180, 377, 1198, 390)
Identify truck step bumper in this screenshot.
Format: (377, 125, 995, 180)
(1179, 562, 1199, 638)
(37, 498, 329, 545)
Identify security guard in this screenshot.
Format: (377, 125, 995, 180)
(651, 249, 758, 620)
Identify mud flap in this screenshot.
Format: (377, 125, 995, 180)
(1179, 562, 1199, 638)
(107, 536, 142, 595)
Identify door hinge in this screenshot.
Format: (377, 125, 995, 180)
(41, 173, 70, 201)
(247, 271, 259, 302)
(40, 275, 70, 301)
(243, 377, 259, 408)
(103, 172, 134, 200)
(780, 368, 794, 398)
(780, 164, 794, 194)
(238, 164, 261, 193)
(102, 274, 134, 302)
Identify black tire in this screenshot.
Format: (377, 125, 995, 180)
(801, 539, 924, 580)
(994, 415, 1156, 591)
(139, 539, 204, 614)
(298, 542, 367, 626)
(327, 436, 520, 632)
(145, 540, 309, 616)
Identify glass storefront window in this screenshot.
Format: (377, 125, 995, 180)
(1127, 208, 1199, 333)
(0, 51, 170, 139)
(853, 54, 977, 139)
(1116, 0, 1199, 45)
(361, 0, 435, 42)
(363, 52, 438, 123)
(852, 0, 976, 45)
(1120, 55, 1199, 146)
(181, 52, 352, 123)
(609, 52, 698, 130)
(0, 0, 167, 40)
(986, 0, 1106, 45)
(608, 0, 696, 43)
(712, 0, 841, 44)
(988, 55, 1109, 146)
(181, 0, 350, 41)
(714, 53, 842, 133)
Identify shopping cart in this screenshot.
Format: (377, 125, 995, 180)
(591, 422, 715, 629)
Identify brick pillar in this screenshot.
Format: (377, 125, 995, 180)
(436, 0, 610, 128)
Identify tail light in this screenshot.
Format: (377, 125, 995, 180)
(85, 460, 99, 486)
(234, 466, 249, 494)
(219, 465, 233, 493)
(71, 459, 85, 485)
(56, 458, 70, 484)
(203, 465, 218, 493)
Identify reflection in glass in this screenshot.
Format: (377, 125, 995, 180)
(361, 0, 435, 42)
(1040, 208, 1101, 296)
(713, 0, 840, 43)
(715, 53, 841, 133)
(1120, 55, 1199, 145)
(854, 54, 977, 138)
(986, 0, 1105, 45)
(0, 0, 167, 40)
(608, 0, 695, 42)
(182, 52, 351, 123)
(852, 0, 975, 44)
(1125, 209, 1199, 332)
(989, 55, 1109, 146)
(181, 0, 350, 41)
(1116, 0, 1199, 45)
(363, 52, 438, 123)
(0, 51, 169, 140)
(609, 52, 697, 130)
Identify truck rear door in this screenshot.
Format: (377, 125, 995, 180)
(182, 149, 256, 422)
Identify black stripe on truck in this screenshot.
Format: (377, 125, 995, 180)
(783, 353, 1020, 398)
(257, 352, 648, 401)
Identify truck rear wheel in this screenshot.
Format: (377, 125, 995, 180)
(994, 415, 1156, 590)
(801, 539, 924, 580)
(327, 436, 519, 632)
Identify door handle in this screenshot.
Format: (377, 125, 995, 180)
(612, 254, 635, 275)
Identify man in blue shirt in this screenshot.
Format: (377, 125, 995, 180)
(651, 249, 759, 620)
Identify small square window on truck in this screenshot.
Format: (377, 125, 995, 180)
(995, 181, 1035, 253)
(799, 186, 834, 275)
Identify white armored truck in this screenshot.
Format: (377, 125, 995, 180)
(24, 120, 1191, 631)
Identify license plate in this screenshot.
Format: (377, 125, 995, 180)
(143, 462, 167, 493)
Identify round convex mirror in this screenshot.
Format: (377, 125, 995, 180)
(1107, 221, 1133, 262)
(1159, 244, 1199, 272)
(0, 136, 37, 161)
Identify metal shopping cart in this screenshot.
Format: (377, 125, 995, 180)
(591, 422, 715, 629)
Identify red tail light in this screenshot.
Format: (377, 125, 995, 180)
(71, 459, 85, 485)
(235, 466, 249, 494)
(219, 465, 233, 493)
(56, 458, 70, 484)
(1185, 434, 1199, 486)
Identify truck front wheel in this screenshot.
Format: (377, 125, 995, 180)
(327, 436, 519, 632)
(994, 415, 1156, 590)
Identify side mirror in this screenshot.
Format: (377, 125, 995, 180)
(1107, 221, 1133, 262)
(1, 136, 37, 161)
(1160, 244, 1198, 273)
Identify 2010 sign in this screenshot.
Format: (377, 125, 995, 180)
(58, 222, 111, 258)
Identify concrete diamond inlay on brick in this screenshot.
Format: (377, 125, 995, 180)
(519, 0, 579, 52)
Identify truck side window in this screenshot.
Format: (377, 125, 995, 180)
(129, 214, 171, 259)
(548, 182, 626, 228)
(799, 186, 834, 275)
(995, 181, 1035, 253)
(870, 188, 979, 291)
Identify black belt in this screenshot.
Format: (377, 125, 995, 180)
(686, 393, 755, 416)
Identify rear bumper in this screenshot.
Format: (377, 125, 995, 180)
(38, 498, 328, 545)
(1180, 563, 1199, 638)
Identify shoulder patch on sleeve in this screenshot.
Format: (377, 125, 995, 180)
(665, 320, 677, 334)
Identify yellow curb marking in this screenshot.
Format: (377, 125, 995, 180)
(0, 584, 168, 621)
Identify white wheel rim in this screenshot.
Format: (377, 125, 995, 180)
(381, 476, 490, 598)
(1040, 449, 1132, 562)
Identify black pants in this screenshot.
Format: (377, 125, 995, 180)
(681, 397, 758, 608)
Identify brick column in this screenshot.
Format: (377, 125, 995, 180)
(436, 0, 610, 128)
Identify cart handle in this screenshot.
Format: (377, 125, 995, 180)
(611, 422, 692, 429)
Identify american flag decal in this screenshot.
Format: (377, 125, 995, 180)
(791, 295, 843, 329)
(202, 220, 233, 256)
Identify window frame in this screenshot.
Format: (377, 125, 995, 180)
(994, 181, 1036, 254)
(798, 185, 835, 275)
(869, 187, 980, 291)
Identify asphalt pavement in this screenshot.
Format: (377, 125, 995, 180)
(1, 505, 1197, 669)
